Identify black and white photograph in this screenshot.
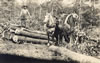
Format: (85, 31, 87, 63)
(0, 0, 100, 63)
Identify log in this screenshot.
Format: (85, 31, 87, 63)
(10, 26, 46, 35)
(49, 46, 100, 63)
(10, 26, 18, 30)
(2, 29, 55, 43)
(9, 29, 15, 33)
(9, 24, 21, 30)
(15, 29, 51, 40)
(23, 29, 46, 35)
(12, 35, 51, 44)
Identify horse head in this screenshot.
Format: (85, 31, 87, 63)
(43, 13, 56, 29)
(64, 13, 79, 29)
(71, 13, 79, 20)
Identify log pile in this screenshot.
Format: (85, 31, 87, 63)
(1, 24, 100, 63)
(2, 27, 54, 44)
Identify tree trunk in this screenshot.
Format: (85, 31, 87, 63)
(12, 35, 50, 44)
(49, 46, 100, 63)
(15, 29, 49, 40)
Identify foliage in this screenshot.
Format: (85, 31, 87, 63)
(0, 0, 100, 58)
(1, 0, 100, 30)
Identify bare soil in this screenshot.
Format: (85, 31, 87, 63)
(0, 27, 100, 63)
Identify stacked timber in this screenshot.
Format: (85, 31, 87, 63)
(2, 28, 54, 44)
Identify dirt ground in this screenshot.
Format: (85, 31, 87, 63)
(0, 38, 79, 63)
(0, 27, 100, 63)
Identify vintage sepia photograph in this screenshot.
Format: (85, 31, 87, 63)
(0, 0, 100, 63)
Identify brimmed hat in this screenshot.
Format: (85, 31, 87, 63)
(22, 5, 28, 8)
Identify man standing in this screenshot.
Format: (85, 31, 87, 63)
(20, 5, 31, 28)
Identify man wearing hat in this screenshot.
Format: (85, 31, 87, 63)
(20, 5, 31, 28)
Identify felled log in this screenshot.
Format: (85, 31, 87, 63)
(15, 29, 51, 40)
(10, 26, 18, 30)
(9, 24, 21, 30)
(10, 24, 46, 35)
(23, 29, 46, 35)
(12, 35, 51, 44)
(49, 46, 100, 63)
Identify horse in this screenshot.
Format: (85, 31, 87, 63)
(43, 12, 56, 46)
(43, 12, 79, 46)
(56, 13, 79, 45)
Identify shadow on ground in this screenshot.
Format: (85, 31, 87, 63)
(0, 54, 78, 63)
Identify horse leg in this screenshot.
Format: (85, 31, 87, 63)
(64, 35, 70, 43)
(51, 34, 55, 45)
(69, 34, 74, 47)
(55, 35, 59, 46)
(79, 36, 84, 44)
(59, 34, 63, 46)
(57, 35, 60, 46)
(75, 36, 79, 45)
(47, 32, 50, 46)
